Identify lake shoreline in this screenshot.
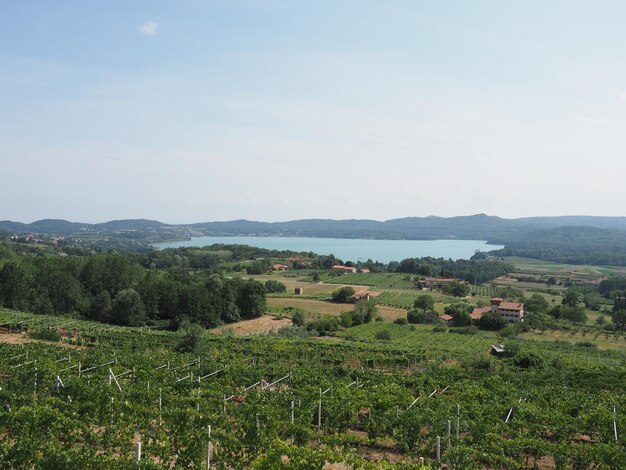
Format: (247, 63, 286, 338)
(153, 236, 504, 264)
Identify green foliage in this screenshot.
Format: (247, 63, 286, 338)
(305, 315, 340, 336)
(246, 258, 271, 275)
(413, 294, 434, 311)
(331, 286, 355, 303)
(264, 280, 286, 294)
(512, 350, 545, 369)
(478, 312, 508, 331)
(375, 329, 392, 340)
(524, 293, 550, 314)
(350, 300, 377, 325)
(112, 288, 146, 326)
(444, 303, 472, 327)
(291, 310, 305, 327)
(28, 328, 61, 342)
(442, 281, 470, 297)
(0, 308, 625, 468)
(174, 316, 205, 353)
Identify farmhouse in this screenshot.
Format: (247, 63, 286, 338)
(271, 263, 287, 271)
(331, 265, 357, 274)
(439, 314, 454, 325)
(490, 297, 525, 323)
(285, 257, 308, 268)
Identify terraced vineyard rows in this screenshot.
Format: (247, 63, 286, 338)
(470, 285, 497, 297)
(318, 273, 419, 289)
(0, 310, 624, 468)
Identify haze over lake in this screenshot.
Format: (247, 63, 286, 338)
(154, 236, 504, 264)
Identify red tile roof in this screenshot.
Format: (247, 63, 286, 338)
(440, 314, 454, 321)
(499, 302, 524, 311)
(470, 306, 491, 320)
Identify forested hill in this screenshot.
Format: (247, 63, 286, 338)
(2, 215, 626, 265)
(3, 214, 626, 240)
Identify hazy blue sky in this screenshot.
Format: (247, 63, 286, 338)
(2, 1, 626, 223)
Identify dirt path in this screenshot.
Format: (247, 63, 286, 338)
(0, 332, 83, 349)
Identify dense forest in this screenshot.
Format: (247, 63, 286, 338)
(488, 226, 626, 266)
(0, 244, 267, 329)
(394, 256, 513, 283)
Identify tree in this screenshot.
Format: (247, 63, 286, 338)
(444, 303, 472, 327)
(89, 290, 113, 322)
(407, 309, 427, 324)
(331, 286, 355, 303)
(350, 300, 377, 325)
(612, 309, 626, 331)
(264, 280, 286, 294)
(611, 292, 626, 331)
(234, 279, 267, 319)
(175, 316, 204, 354)
(524, 293, 549, 314)
(292, 310, 306, 327)
(413, 294, 435, 311)
(0, 262, 31, 311)
(478, 312, 508, 331)
(562, 290, 580, 308)
(443, 281, 470, 297)
(111, 288, 146, 326)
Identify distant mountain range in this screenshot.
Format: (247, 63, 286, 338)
(4, 214, 626, 265)
(2, 214, 626, 241)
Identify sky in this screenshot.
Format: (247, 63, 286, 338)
(1, 1, 626, 223)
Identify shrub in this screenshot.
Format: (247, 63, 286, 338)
(264, 280, 287, 294)
(29, 328, 61, 342)
(407, 309, 426, 324)
(375, 329, 392, 340)
(575, 341, 598, 349)
(175, 317, 205, 353)
(470, 356, 495, 371)
(449, 326, 478, 335)
(331, 286, 355, 303)
(273, 326, 317, 338)
(499, 324, 522, 338)
(513, 351, 545, 369)
(292, 310, 306, 327)
(393, 317, 408, 325)
(351, 300, 378, 325)
(433, 325, 448, 333)
(306, 316, 340, 336)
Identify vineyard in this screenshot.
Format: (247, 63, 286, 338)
(317, 273, 419, 290)
(0, 309, 625, 468)
(375, 292, 447, 312)
(469, 285, 497, 298)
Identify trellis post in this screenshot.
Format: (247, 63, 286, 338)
(206, 425, 211, 468)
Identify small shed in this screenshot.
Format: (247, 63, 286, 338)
(294, 286, 303, 295)
(491, 343, 506, 356)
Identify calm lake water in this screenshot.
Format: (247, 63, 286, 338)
(154, 236, 504, 264)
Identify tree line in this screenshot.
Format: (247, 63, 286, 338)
(0, 244, 267, 328)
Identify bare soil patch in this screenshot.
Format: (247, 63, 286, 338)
(210, 315, 292, 336)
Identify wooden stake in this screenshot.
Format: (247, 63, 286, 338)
(206, 425, 211, 468)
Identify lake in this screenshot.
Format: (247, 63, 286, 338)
(153, 236, 504, 264)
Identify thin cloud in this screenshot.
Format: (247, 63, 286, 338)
(138, 21, 159, 36)
(617, 92, 626, 101)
